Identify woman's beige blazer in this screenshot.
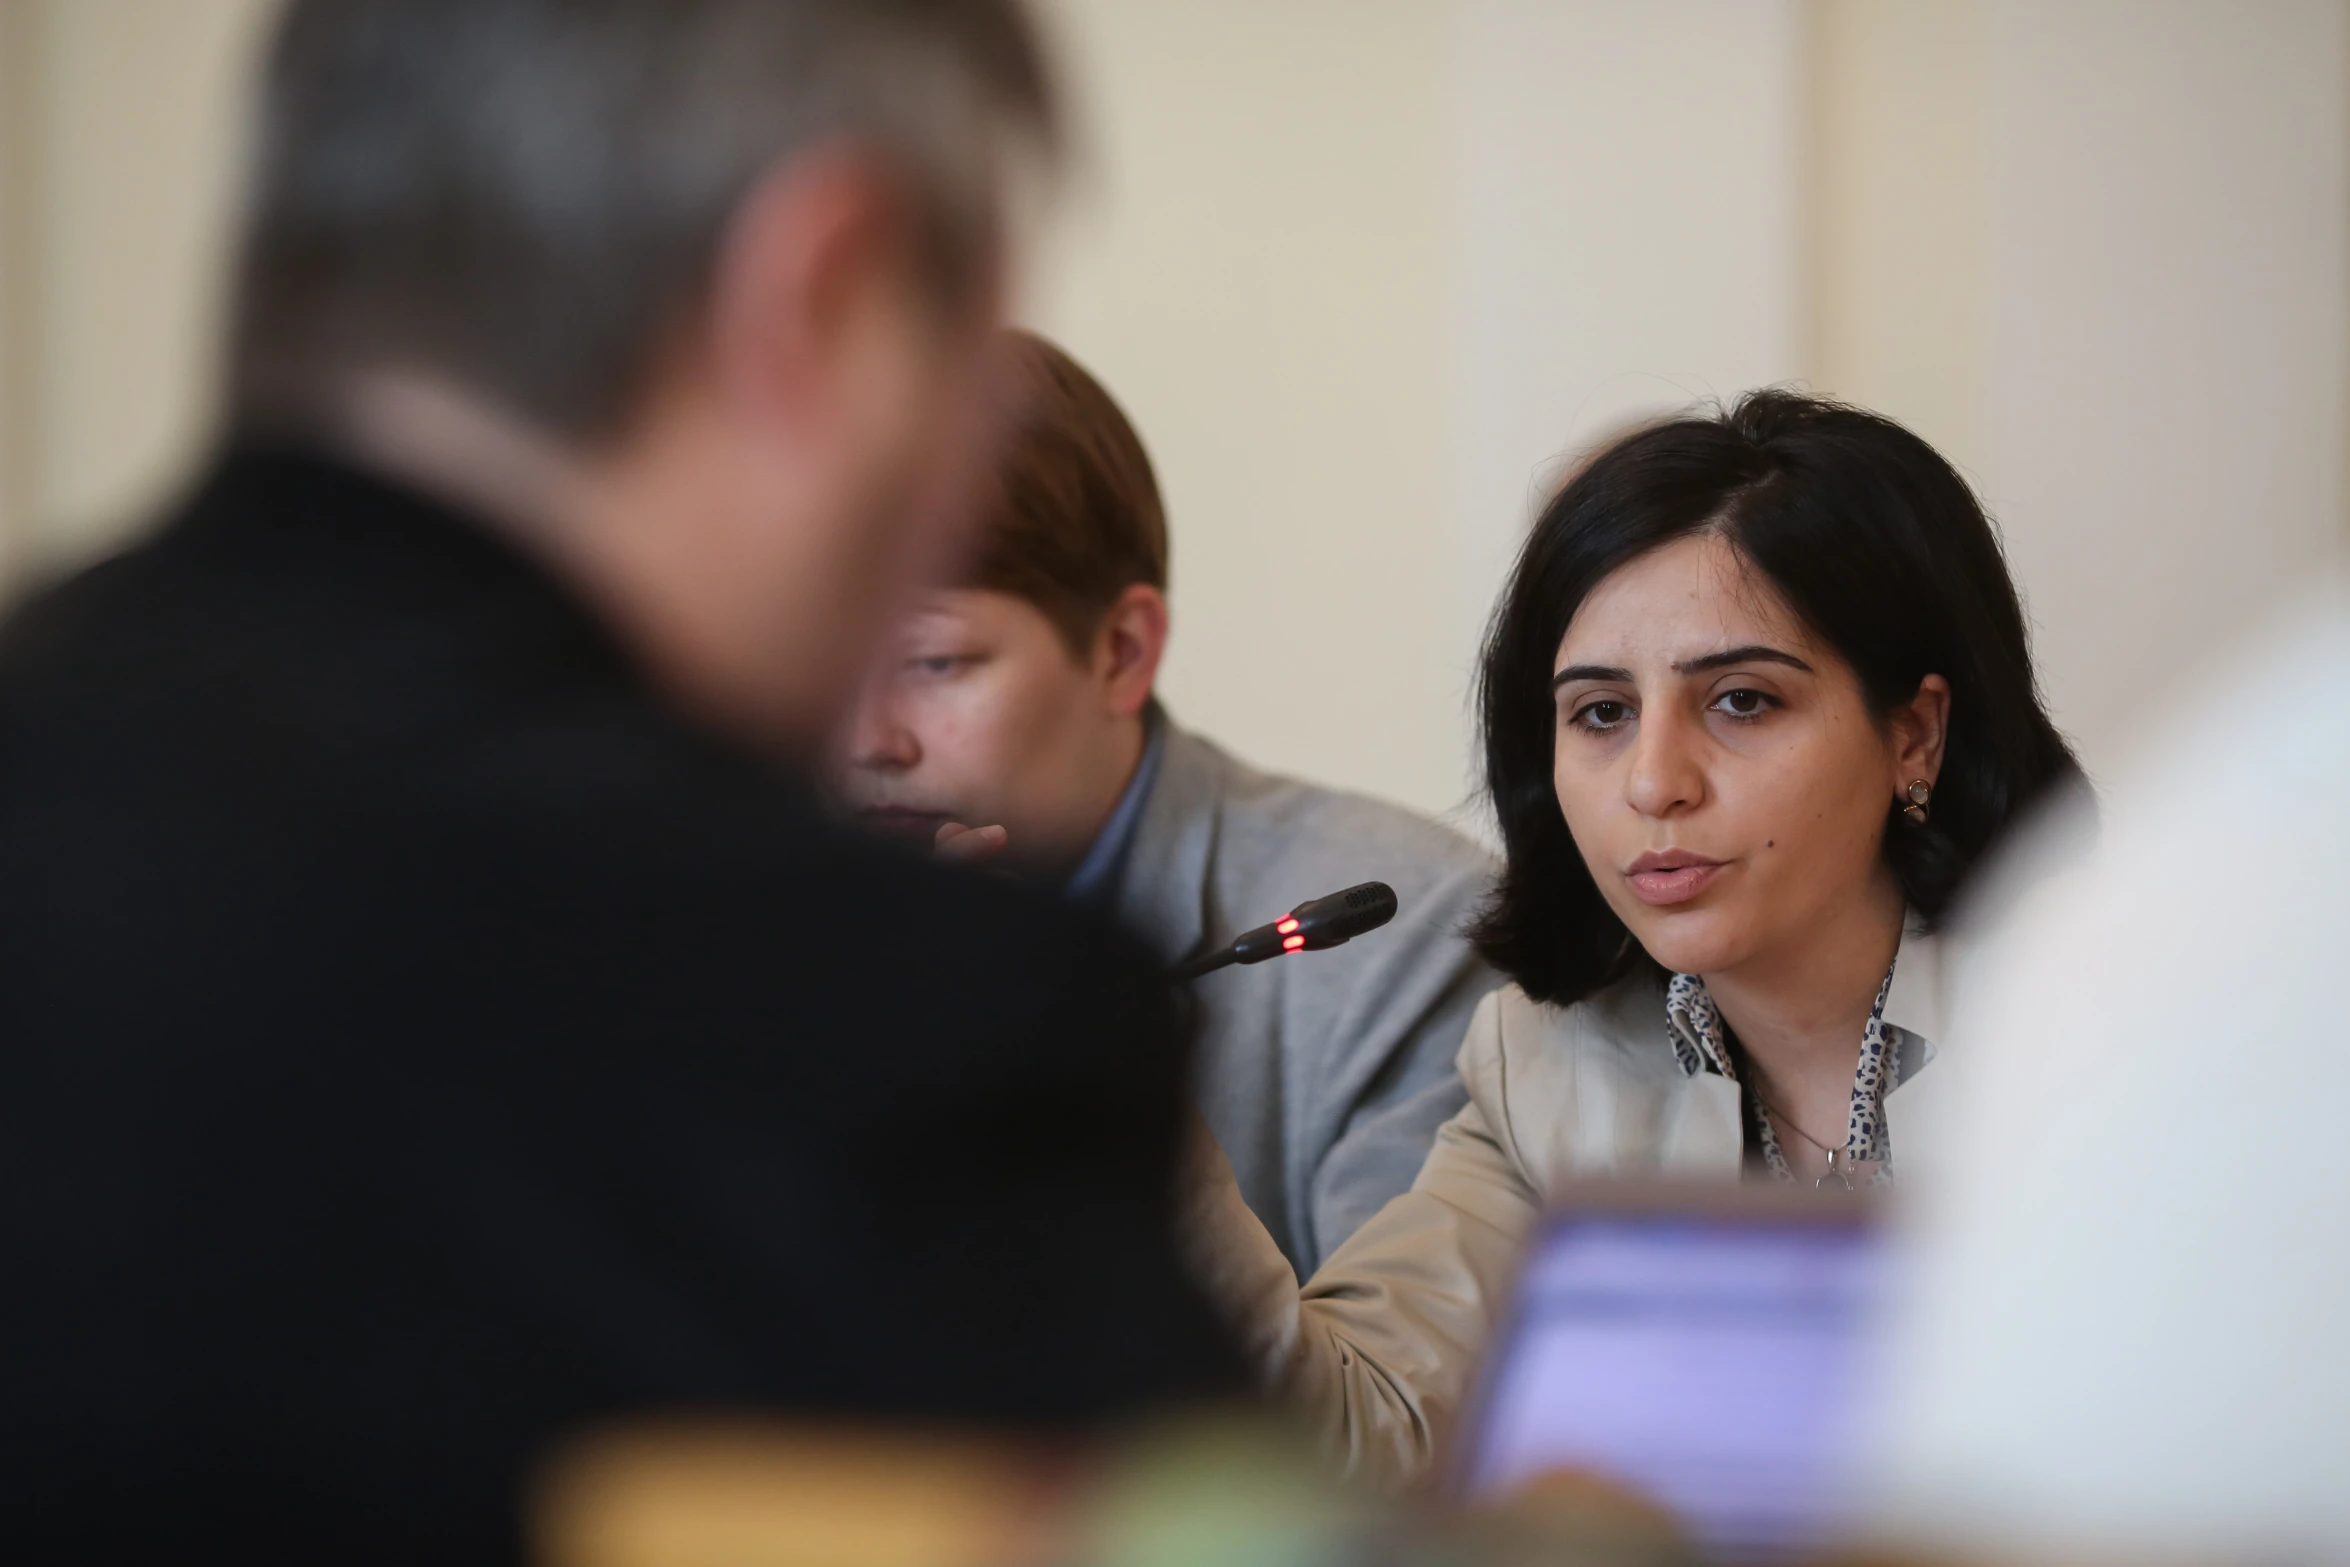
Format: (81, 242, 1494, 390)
(1185, 927, 1956, 1490)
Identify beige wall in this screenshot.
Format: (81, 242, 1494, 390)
(3, 0, 2345, 819)
(0, 0, 275, 565)
(1811, 0, 1993, 478)
(0, 3, 29, 571)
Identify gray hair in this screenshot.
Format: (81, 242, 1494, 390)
(229, 0, 1059, 440)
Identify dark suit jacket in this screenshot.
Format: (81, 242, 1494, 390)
(0, 451, 1241, 1565)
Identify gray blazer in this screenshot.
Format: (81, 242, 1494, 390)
(1105, 717, 1499, 1279)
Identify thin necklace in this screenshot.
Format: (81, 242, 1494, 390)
(1756, 1091, 1857, 1191)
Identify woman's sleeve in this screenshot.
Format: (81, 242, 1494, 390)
(1179, 991, 1548, 1488)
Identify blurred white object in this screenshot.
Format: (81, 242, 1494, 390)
(1857, 579, 2350, 1563)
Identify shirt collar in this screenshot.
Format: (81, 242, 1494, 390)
(1063, 705, 1167, 904)
(1664, 973, 1734, 1080)
(1663, 918, 1947, 1086)
(1877, 918, 1946, 1070)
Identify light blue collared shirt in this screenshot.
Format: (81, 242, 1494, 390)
(1062, 708, 1166, 904)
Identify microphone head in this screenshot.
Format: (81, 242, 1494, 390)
(1197, 881, 1404, 974)
(1286, 881, 1398, 948)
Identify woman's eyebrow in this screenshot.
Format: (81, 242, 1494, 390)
(1550, 645, 1813, 688)
(1672, 644, 1814, 676)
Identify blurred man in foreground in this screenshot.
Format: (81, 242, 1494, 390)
(0, 3, 1238, 1562)
(832, 332, 1496, 1279)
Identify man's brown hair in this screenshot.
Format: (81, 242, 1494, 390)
(967, 332, 1167, 655)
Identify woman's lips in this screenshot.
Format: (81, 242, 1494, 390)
(1624, 852, 1728, 906)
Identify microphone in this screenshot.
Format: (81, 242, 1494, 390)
(1172, 881, 1399, 981)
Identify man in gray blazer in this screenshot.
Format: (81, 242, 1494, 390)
(833, 332, 1497, 1278)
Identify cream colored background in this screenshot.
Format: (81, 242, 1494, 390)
(3, 0, 2345, 826)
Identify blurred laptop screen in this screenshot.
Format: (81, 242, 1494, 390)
(1459, 1206, 1881, 1560)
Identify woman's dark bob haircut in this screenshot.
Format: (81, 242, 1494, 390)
(1472, 388, 2082, 1007)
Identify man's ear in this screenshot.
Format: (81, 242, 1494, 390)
(1890, 673, 1953, 792)
(1092, 584, 1169, 720)
(702, 145, 917, 433)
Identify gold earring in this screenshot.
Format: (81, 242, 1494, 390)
(1902, 779, 1932, 825)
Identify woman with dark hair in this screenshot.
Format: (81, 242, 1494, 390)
(1188, 389, 2083, 1486)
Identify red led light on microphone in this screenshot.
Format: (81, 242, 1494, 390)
(1168, 882, 1397, 981)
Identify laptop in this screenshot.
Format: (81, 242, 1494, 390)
(1454, 1182, 1885, 1561)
